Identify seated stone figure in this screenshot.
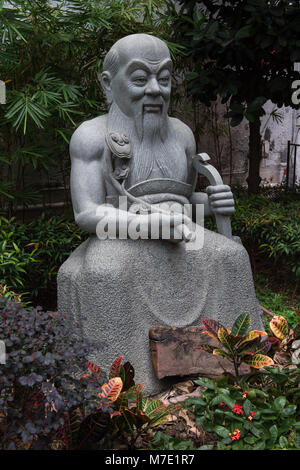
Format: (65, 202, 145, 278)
(58, 34, 263, 394)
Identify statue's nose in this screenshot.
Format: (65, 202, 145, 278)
(145, 77, 161, 96)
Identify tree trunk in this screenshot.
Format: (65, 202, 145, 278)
(247, 119, 262, 194)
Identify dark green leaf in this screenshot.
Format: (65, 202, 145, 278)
(279, 436, 289, 449)
(231, 314, 250, 336)
(235, 25, 252, 39)
(214, 425, 229, 438)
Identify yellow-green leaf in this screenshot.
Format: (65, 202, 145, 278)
(239, 329, 267, 347)
(270, 316, 289, 341)
(213, 348, 231, 360)
(243, 354, 274, 369)
(218, 328, 234, 352)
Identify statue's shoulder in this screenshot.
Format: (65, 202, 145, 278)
(70, 115, 108, 161)
(169, 117, 196, 153)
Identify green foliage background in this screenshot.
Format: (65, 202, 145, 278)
(174, 0, 300, 193)
(0, 0, 299, 312)
(0, 191, 298, 310)
(0, 0, 181, 214)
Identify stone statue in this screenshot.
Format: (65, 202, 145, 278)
(58, 34, 263, 394)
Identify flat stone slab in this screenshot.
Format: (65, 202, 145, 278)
(149, 326, 251, 380)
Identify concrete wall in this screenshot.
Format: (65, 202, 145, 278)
(260, 101, 299, 185)
(260, 63, 300, 186)
(260, 102, 291, 184)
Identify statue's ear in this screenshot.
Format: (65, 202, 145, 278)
(100, 71, 113, 104)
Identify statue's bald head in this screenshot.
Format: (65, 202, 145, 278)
(101, 35, 175, 182)
(102, 34, 171, 79)
(101, 33, 173, 151)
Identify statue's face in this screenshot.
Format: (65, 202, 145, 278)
(109, 46, 172, 119)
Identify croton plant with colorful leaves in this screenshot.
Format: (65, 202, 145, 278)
(267, 314, 300, 365)
(198, 312, 300, 382)
(197, 313, 274, 382)
(107, 357, 180, 448)
(61, 356, 178, 449)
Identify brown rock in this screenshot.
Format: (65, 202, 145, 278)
(149, 326, 251, 380)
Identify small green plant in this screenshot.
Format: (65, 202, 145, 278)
(150, 431, 201, 450)
(109, 364, 180, 450)
(242, 366, 300, 403)
(184, 376, 300, 450)
(0, 283, 27, 303)
(198, 314, 274, 383)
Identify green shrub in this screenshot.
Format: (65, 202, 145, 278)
(255, 275, 300, 329)
(0, 298, 110, 450)
(184, 375, 300, 450)
(232, 194, 300, 277)
(150, 431, 199, 450)
(0, 214, 86, 303)
(206, 190, 300, 279)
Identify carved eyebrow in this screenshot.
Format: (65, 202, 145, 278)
(126, 60, 151, 75)
(157, 59, 173, 74)
(126, 58, 173, 75)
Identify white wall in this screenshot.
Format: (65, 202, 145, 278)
(259, 63, 300, 185)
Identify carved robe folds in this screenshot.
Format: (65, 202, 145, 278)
(57, 229, 263, 394)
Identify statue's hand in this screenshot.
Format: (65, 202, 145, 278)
(142, 212, 194, 243)
(168, 213, 195, 243)
(206, 185, 235, 216)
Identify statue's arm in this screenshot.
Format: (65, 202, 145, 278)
(70, 119, 187, 238)
(70, 118, 122, 233)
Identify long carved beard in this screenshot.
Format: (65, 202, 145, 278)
(107, 103, 186, 185)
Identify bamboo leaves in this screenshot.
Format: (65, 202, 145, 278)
(5, 92, 50, 133)
(4, 71, 82, 134)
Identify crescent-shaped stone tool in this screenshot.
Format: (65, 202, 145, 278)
(193, 153, 233, 240)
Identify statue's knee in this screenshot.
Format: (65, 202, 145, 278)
(215, 237, 247, 263)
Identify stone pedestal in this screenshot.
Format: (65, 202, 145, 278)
(57, 229, 263, 395)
